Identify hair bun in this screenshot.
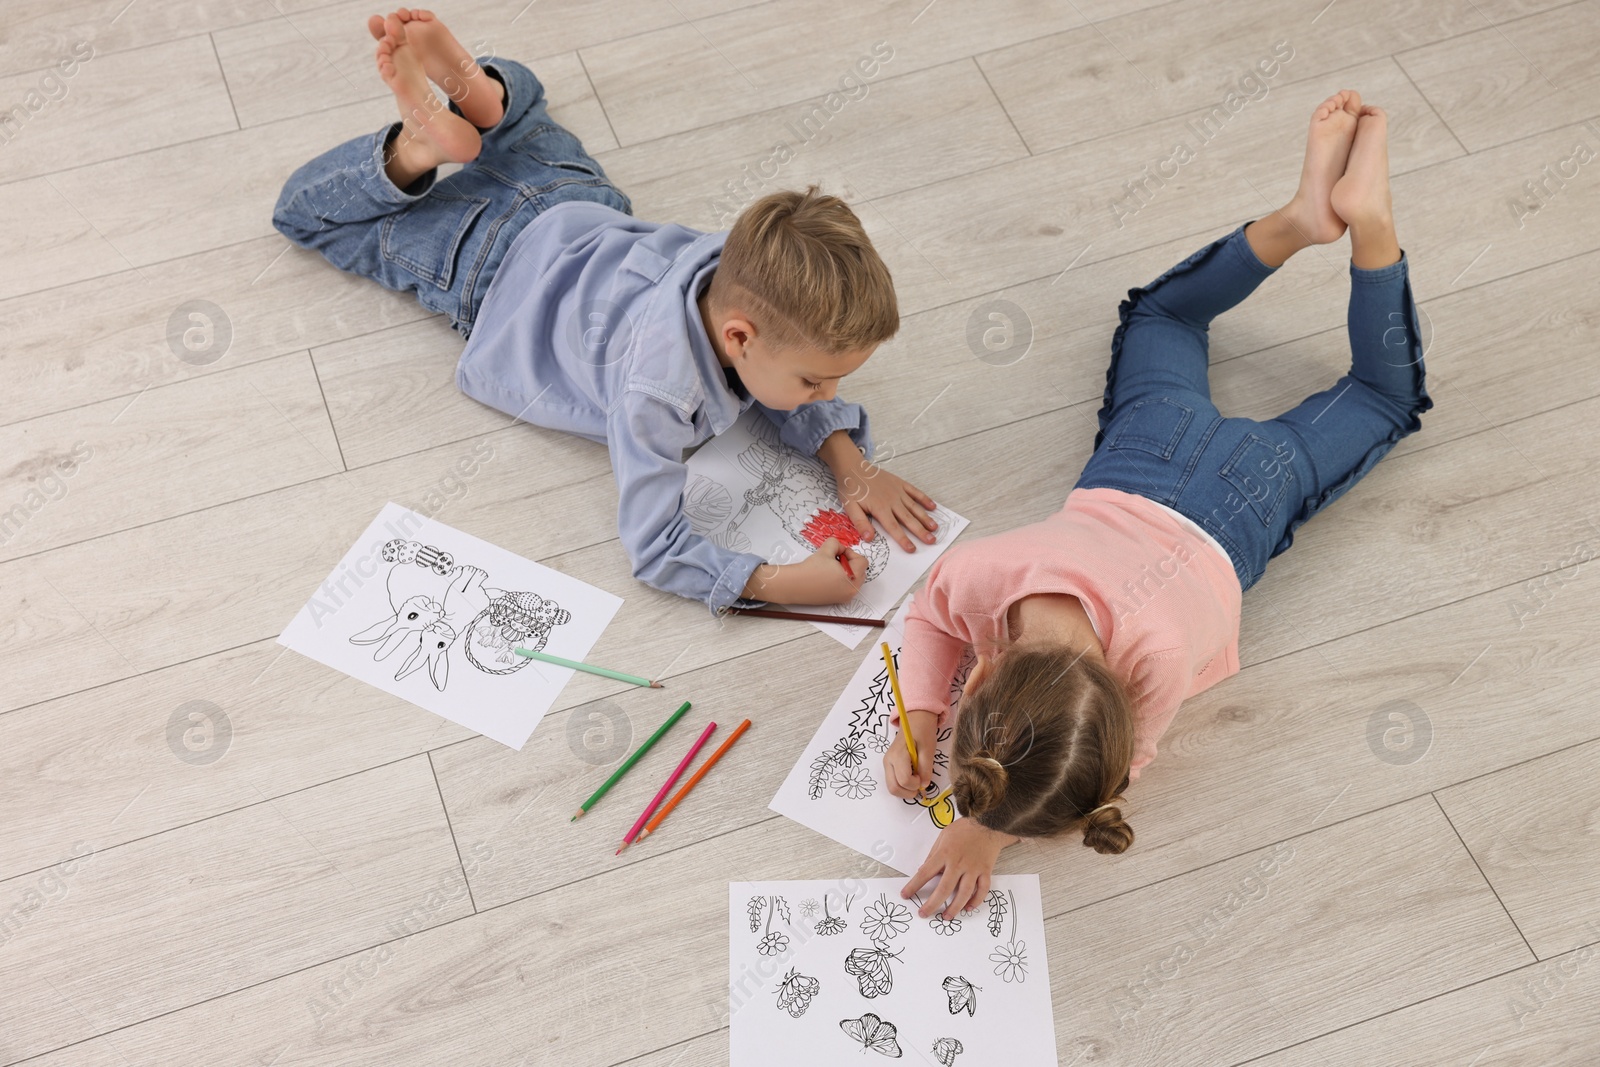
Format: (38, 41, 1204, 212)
(956, 752, 1009, 817)
(1082, 800, 1134, 855)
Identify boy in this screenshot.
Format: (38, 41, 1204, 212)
(273, 10, 938, 614)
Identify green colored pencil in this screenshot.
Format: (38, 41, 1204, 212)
(571, 700, 691, 821)
(513, 646, 664, 689)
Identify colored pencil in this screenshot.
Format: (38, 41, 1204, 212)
(726, 607, 886, 628)
(837, 552, 854, 580)
(571, 700, 690, 821)
(617, 720, 718, 854)
(882, 641, 918, 775)
(638, 718, 752, 841)
(513, 646, 663, 688)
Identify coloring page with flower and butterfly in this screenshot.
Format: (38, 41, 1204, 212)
(728, 876, 1057, 1066)
(770, 605, 976, 876)
(683, 409, 968, 649)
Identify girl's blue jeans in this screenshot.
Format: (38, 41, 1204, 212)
(1076, 226, 1433, 590)
(270, 58, 631, 337)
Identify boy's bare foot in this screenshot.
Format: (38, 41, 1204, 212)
(1282, 89, 1362, 245)
(369, 8, 505, 130)
(374, 14, 481, 187)
(1331, 106, 1401, 269)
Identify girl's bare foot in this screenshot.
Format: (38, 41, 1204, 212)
(1331, 106, 1401, 269)
(374, 14, 481, 188)
(369, 8, 505, 130)
(1282, 89, 1362, 245)
(1244, 90, 1362, 267)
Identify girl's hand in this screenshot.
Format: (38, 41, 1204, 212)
(901, 817, 1019, 920)
(883, 709, 940, 797)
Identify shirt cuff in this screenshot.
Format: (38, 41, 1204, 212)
(705, 550, 766, 616)
(778, 399, 872, 458)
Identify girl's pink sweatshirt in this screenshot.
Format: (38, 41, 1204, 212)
(900, 487, 1244, 782)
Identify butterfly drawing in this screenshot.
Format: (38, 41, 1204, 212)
(774, 968, 820, 1018)
(942, 975, 980, 1017)
(844, 943, 903, 999)
(839, 1012, 903, 1058)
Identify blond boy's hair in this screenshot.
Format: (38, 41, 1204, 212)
(707, 185, 899, 353)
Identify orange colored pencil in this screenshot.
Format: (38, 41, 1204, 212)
(637, 718, 752, 840)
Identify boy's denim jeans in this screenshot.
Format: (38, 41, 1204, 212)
(1076, 226, 1433, 590)
(271, 58, 631, 337)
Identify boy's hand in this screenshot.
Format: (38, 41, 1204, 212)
(741, 536, 866, 606)
(818, 432, 939, 553)
(884, 709, 940, 797)
(901, 817, 1019, 920)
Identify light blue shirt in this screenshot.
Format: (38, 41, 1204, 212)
(455, 201, 873, 613)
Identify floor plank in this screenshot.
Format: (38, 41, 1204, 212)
(580, 0, 1173, 147)
(209, 0, 719, 132)
(0, 235, 427, 429)
(0, 756, 467, 1064)
(0, 351, 342, 562)
(0, 35, 238, 186)
(0, 177, 133, 303)
(1397, 0, 1600, 151)
(864, 57, 1463, 314)
(1246, 937, 1600, 1066)
(593, 55, 1028, 233)
(975, 0, 1521, 156)
(1051, 798, 1529, 1066)
(0, 637, 475, 885)
(0, 0, 276, 80)
(1437, 740, 1600, 960)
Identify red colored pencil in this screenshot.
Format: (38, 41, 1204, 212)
(638, 719, 752, 841)
(617, 721, 717, 854)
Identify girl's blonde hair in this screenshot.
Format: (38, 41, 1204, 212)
(707, 185, 899, 353)
(950, 646, 1137, 854)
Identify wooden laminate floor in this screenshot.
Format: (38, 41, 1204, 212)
(2, 1, 1598, 1064)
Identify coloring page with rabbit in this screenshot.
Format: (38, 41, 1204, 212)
(683, 409, 969, 648)
(770, 604, 975, 876)
(278, 503, 621, 749)
(729, 875, 1057, 1066)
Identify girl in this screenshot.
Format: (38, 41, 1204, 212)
(884, 91, 1430, 919)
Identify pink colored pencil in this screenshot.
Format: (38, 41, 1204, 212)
(616, 721, 717, 854)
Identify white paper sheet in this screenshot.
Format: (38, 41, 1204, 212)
(278, 503, 621, 749)
(683, 409, 969, 647)
(729, 875, 1057, 1066)
(769, 605, 974, 876)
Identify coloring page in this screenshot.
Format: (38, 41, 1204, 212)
(729, 876, 1057, 1066)
(770, 605, 976, 876)
(683, 409, 969, 648)
(279, 503, 621, 749)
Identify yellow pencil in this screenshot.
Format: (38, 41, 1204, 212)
(881, 641, 918, 776)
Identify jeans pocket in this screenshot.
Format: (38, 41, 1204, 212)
(1219, 433, 1295, 527)
(380, 190, 490, 290)
(1108, 398, 1193, 460)
(512, 123, 605, 178)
